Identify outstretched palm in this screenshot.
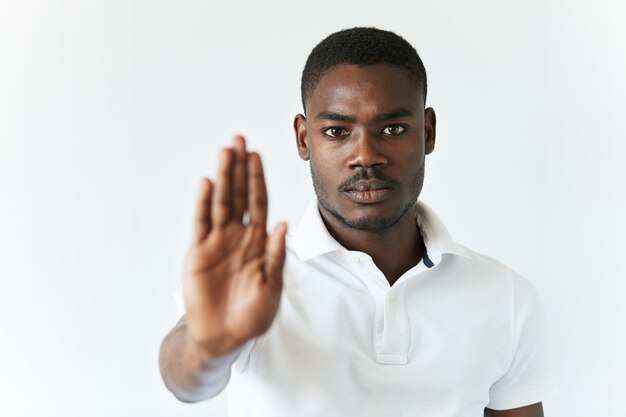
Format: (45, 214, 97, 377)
(183, 136, 287, 360)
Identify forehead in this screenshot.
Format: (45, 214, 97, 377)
(307, 64, 423, 116)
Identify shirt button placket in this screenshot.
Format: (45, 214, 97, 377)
(376, 286, 409, 365)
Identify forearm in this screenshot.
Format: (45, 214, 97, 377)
(159, 320, 240, 403)
(484, 403, 544, 417)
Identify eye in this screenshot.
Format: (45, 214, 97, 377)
(322, 127, 350, 138)
(381, 124, 406, 136)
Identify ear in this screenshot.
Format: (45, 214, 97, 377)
(294, 114, 310, 161)
(424, 107, 436, 155)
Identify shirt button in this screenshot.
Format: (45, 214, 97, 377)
(387, 294, 395, 304)
(349, 255, 360, 264)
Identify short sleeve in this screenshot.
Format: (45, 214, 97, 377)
(487, 273, 559, 410)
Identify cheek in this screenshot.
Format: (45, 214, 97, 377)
(313, 159, 338, 185)
(394, 144, 422, 163)
(311, 144, 346, 175)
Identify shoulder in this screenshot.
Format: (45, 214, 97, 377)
(438, 244, 543, 309)
(455, 245, 532, 283)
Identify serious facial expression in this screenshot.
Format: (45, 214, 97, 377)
(295, 64, 436, 233)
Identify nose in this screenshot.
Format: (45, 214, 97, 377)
(347, 131, 388, 169)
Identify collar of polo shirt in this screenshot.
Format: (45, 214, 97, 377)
(292, 197, 472, 263)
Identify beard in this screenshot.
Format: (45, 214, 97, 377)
(311, 162, 425, 232)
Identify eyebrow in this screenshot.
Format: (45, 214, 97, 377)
(374, 108, 415, 121)
(313, 108, 415, 123)
(314, 111, 357, 123)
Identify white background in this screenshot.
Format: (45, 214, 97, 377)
(1, 0, 625, 416)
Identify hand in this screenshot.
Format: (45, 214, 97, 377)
(183, 136, 287, 361)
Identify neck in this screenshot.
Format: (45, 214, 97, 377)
(318, 204, 424, 286)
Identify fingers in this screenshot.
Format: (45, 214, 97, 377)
(211, 148, 234, 227)
(231, 135, 248, 221)
(264, 222, 287, 288)
(208, 136, 262, 230)
(193, 178, 212, 243)
(248, 152, 268, 231)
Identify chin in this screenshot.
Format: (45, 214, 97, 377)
(343, 215, 404, 232)
(326, 203, 410, 232)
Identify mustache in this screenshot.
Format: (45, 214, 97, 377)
(338, 169, 399, 191)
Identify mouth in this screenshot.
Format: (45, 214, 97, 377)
(343, 180, 392, 203)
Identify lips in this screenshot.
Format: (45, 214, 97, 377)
(344, 180, 391, 192)
(343, 180, 392, 203)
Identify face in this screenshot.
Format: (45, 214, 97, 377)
(294, 64, 436, 233)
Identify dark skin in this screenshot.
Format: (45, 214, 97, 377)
(295, 63, 432, 286)
(484, 403, 544, 417)
(159, 138, 288, 401)
(159, 63, 545, 415)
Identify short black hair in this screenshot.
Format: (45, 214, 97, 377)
(300, 27, 427, 113)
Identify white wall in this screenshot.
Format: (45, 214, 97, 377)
(1, 0, 624, 416)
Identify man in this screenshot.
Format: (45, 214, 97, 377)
(159, 27, 558, 416)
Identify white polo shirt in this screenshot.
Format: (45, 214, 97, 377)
(175, 199, 558, 416)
